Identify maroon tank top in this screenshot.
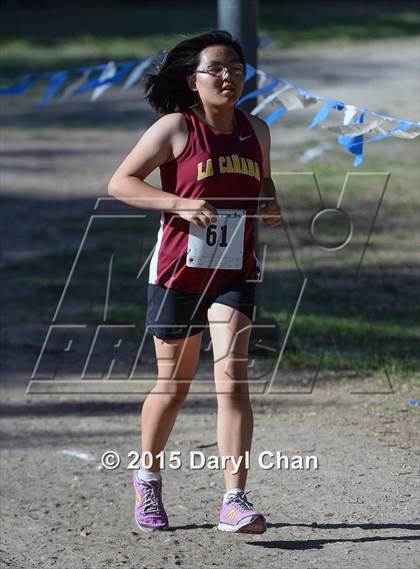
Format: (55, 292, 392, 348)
(148, 106, 263, 295)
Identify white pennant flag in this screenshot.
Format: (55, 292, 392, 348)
(325, 118, 384, 136)
(57, 69, 91, 103)
(391, 128, 420, 139)
(277, 88, 318, 111)
(343, 104, 359, 125)
(251, 85, 290, 115)
(122, 57, 152, 91)
(255, 69, 266, 88)
(91, 61, 117, 101)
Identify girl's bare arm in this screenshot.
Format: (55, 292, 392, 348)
(107, 113, 217, 227)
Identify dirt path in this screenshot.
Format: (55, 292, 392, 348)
(1, 383, 419, 569)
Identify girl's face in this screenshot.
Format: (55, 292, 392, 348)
(188, 44, 245, 109)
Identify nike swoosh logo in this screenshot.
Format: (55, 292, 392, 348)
(239, 134, 252, 142)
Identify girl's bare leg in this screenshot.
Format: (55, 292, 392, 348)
(208, 304, 253, 490)
(140, 332, 203, 471)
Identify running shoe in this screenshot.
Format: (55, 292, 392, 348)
(133, 471, 168, 532)
(218, 490, 267, 533)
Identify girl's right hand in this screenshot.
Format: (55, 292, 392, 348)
(175, 198, 218, 229)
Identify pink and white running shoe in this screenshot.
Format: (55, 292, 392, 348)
(218, 490, 267, 533)
(133, 472, 168, 532)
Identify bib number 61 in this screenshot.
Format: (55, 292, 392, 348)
(206, 224, 228, 247)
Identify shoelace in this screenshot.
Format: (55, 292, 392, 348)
(226, 491, 255, 512)
(139, 480, 162, 515)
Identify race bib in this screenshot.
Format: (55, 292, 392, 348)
(186, 209, 246, 270)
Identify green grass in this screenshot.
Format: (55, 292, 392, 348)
(269, 311, 419, 339)
(270, 143, 419, 225)
(262, 309, 420, 377)
(78, 304, 146, 324)
(262, 7, 420, 48)
(0, 2, 419, 76)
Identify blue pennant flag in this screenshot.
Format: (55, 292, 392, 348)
(266, 107, 288, 125)
(237, 72, 279, 106)
(244, 63, 256, 82)
(308, 100, 345, 129)
(0, 73, 39, 95)
(36, 70, 70, 108)
(338, 112, 365, 167)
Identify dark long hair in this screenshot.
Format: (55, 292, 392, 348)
(144, 30, 245, 114)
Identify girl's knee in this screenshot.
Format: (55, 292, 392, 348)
(216, 380, 250, 400)
(152, 379, 191, 405)
(215, 352, 248, 382)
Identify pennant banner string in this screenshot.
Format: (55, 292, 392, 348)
(1, 58, 419, 167)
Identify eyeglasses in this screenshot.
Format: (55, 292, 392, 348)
(195, 63, 246, 78)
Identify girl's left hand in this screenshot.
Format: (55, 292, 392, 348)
(258, 198, 283, 226)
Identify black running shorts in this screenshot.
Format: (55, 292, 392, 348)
(145, 280, 257, 340)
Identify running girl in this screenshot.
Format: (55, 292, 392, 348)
(108, 30, 282, 534)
